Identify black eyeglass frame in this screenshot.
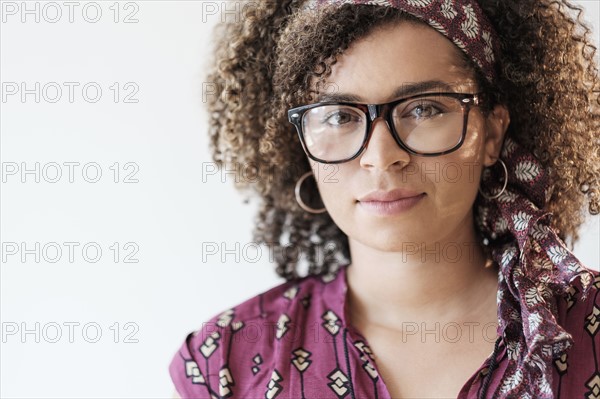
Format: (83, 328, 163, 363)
(287, 91, 485, 164)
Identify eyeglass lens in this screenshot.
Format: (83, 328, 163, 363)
(301, 95, 465, 161)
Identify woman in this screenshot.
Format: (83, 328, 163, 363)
(170, 0, 600, 398)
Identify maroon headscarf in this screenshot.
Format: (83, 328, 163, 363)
(299, 1, 597, 397)
(476, 135, 595, 397)
(301, 0, 501, 84)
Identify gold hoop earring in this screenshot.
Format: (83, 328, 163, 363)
(295, 171, 327, 214)
(478, 158, 508, 200)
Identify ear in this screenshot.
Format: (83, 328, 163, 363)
(483, 103, 510, 167)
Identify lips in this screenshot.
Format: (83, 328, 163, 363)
(357, 190, 426, 216)
(357, 188, 425, 202)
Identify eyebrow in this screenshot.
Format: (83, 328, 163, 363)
(316, 80, 458, 103)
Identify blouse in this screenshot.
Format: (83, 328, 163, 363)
(169, 263, 600, 398)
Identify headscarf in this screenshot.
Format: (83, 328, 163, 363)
(301, 0, 501, 85)
(476, 134, 595, 398)
(299, 0, 597, 397)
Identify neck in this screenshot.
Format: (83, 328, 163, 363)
(346, 218, 499, 331)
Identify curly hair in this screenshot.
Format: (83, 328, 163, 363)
(204, 0, 600, 281)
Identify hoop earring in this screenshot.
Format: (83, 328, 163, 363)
(478, 158, 508, 200)
(295, 171, 327, 214)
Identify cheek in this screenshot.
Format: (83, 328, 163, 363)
(424, 134, 485, 208)
(311, 163, 356, 219)
(312, 164, 348, 204)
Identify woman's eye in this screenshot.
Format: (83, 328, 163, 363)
(396, 100, 449, 120)
(323, 111, 359, 126)
(409, 103, 441, 118)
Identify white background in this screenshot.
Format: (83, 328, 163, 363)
(1, 1, 598, 397)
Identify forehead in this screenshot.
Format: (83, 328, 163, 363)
(317, 21, 476, 103)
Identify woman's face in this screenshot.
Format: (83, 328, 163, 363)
(307, 21, 509, 251)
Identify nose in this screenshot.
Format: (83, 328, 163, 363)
(359, 116, 411, 170)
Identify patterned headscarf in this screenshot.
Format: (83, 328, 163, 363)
(476, 135, 595, 398)
(299, 0, 597, 397)
(301, 0, 501, 85)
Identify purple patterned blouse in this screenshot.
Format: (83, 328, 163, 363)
(169, 263, 600, 398)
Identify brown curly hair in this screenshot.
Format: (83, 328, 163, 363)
(204, 0, 600, 281)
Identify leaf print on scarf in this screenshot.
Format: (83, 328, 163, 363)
(494, 216, 509, 234)
(482, 30, 495, 62)
(497, 190, 518, 203)
(500, 244, 517, 268)
(501, 136, 517, 157)
(475, 135, 596, 398)
(531, 222, 550, 240)
(515, 160, 541, 182)
(536, 371, 553, 396)
(500, 368, 523, 394)
(440, 0, 457, 19)
(525, 287, 544, 306)
(427, 18, 447, 35)
(452, 37, 467, 51)
(460, 4, 479, 38)
(406, 0, 432, 7)
(512, 211, 532, 231)
(506, 339, 521, 361)
(526, 312, 543, 334)
(547, 245, 568, 264)
(527, 352, 547, 372)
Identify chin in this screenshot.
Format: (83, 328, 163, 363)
(361, 231, 418, 252)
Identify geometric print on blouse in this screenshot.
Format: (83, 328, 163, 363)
(553, 273, 600, 399)
(582, 275, 600, 399)
(170, 263, 600, 399)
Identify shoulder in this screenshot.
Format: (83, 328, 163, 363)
(555, 266, 599, 329)
(168, 269, 342, 398)
(549, 267, 599, 394)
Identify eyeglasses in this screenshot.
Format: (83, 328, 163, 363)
(287, 92, 484, 164)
